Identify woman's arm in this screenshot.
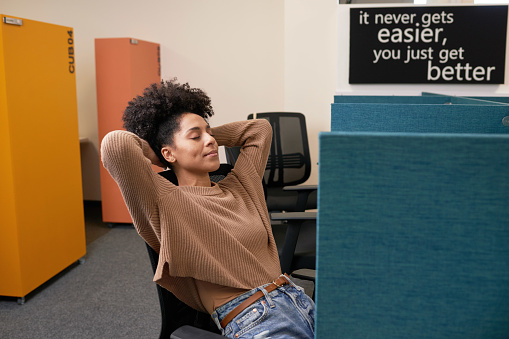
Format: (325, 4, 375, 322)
(101, 130, 167, 238)
(211, 119, 272, 179)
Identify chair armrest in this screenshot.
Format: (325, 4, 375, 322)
(282, 185, 318, 211)
(171, 325, 224, 339)
(282, 184, 318, 192)
(292, 268, 316, 282)
(271, 212, 317, 274)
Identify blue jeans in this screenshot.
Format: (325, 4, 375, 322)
(211, 275, 315, 339)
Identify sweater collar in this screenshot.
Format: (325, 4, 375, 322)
(177, 182, 223, 196)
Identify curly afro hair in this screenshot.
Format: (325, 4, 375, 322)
(123, 78, 214, 167)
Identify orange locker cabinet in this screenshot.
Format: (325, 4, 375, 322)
(0, 15, 86, 302)
(95, 38, 161, 224)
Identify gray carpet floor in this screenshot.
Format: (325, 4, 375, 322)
(0, 202, 314, 339)
(0, 225, 161, 339)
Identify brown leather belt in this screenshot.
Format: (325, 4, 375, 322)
(219, 274, 291, 329)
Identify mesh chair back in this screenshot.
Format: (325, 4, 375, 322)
(247, 112, 311, 187)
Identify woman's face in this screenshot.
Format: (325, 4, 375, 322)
(161, 113, 220, 185)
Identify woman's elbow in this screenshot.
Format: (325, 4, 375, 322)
(254, 119, 273, 142)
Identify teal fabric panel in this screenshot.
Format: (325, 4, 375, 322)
(334, 94, 508, 105)
(422, 93, 509, 105)
(331, 103, 509, 134)
(421, 92, 448, 97)
(449, 97, 508, 105)
(468, 96, 509, 105)
(316, 132, 509, 339)
(333, 96, 453, 104)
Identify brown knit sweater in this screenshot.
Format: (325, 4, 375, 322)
(101, 119, 281, 312)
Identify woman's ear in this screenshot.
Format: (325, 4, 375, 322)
(161, 146, 176, 163)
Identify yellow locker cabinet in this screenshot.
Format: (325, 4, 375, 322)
(0, 15, 86, 303)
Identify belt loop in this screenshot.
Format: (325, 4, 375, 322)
(281, 273, 295, 288)
(261, 287, 275, 308)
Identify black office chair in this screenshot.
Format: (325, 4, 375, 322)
(145, 165, 234, 339)
(271, 211, 317, 299)
(245, 113, 317, 293)
(145, 244, 221, 338)
(247, 112, 317, 213)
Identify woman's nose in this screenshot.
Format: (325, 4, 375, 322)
(205, 133, 216, 146)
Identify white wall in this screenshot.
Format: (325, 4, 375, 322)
(3, 1, 507, 200)
(284, 1, 338, 186)
(1, 0, 286, 200)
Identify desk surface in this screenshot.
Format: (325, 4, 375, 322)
(282, 185, 318, 191)
(271, 212, 317, 220)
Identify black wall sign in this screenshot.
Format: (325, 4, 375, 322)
(349, 6, 508, 84)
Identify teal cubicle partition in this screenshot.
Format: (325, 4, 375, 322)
(316, 95, 509, 338)
(333, 95, 451, 104)
(334, 94, 509, 105)
(423, 92, 509, 106)
(331, 95, 509, 133)
(468, 96, 509, 105)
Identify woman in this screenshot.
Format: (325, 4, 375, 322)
(101, 79, 315, 338)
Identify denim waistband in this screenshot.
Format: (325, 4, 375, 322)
(211, 274, 297, 328)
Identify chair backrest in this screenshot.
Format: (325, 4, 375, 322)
(224, 146, 241, 166)
(145, 243, 216, 336)
(247, 112, 311, 187)
(146, 164, 234, 337)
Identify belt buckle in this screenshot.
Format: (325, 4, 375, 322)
(272, 281, 283, 288)
(272, 276, 286, 288)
